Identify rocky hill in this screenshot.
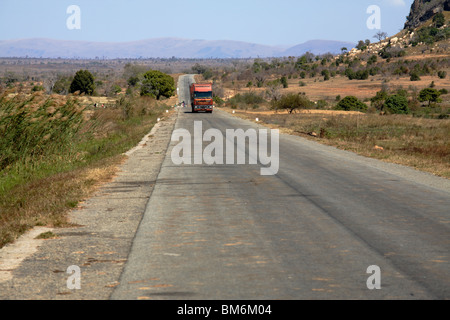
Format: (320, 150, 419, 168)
(405, 0, 450, 29)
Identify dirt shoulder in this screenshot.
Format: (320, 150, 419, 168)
(0, 108, 178, 300)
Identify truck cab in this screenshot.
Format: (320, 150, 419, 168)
(190, 83, 213, 113)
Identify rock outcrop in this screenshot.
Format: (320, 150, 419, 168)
(404, 0, 449, 30)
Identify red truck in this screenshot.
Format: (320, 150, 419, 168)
(190, 83, 213, 113)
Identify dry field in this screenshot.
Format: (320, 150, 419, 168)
(222, 106, 450, 178)
(224, 74, 450, 105)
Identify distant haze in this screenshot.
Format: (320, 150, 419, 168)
(0, 38, 356, 59)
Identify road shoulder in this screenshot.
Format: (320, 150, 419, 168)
(0, 109, 178, 300)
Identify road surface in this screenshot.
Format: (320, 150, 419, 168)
(111, 75, 450, 300)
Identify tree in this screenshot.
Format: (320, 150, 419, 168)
(280, 76, 288, 88)
(370, 90, 389, 111)
(384, 95, 410, 114)
(418, 88, 442, 106)
(321, 69, 330, 81)
(433, 12, 445, 28)
(356, 40, 366, 50)
(191, 63, 208, 74)
(374, 31, 388, 42)
(69, 70, 95, 95)
(140, 70, 175, 100)
(437, 71, 447, 79)
(271, 93, 312, 114)
(334, 96, 367, 112)
(52, 75, 72, 95)
(367, 55, 378, 65)
(345, 68, 369, 80)
(410, 72, 421, 81)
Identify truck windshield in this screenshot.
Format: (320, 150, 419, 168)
(195, 92, 212, 99)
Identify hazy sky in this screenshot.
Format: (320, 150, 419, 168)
(0, 0, 413, 46)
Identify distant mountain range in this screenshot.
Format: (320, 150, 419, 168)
(0, 38, 355, 59)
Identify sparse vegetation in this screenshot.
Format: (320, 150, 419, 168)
(0, 90, 169, 248)
(225, 108, 450, 178)
(0, 7, 448, 248)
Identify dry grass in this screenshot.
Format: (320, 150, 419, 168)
(0, 155, 124, 247)
(0, 92, 168, 248)
(222, 107, 450, 178)
(225, 74, 450, 104)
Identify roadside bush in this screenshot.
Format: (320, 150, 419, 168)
(271, 93, 312, 114)
(0, 94, 84, 171)
(227, 92, 265, 108)
(140, 70, 175, 100)
(334, 96, 368, 112)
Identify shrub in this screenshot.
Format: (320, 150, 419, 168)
(367, 55, 378, 65)
(410, 72, 421, 81)
(280, 76, 288, 88)
(345, 68, 369, 80)
(437, 71, 447, 79)
(52, 75, 72, 95)
(140, 70, 175, 100)
(69, 70, 95, 95)
(370, 90, 389, 111)
(31, 85, 45, 92)
(433, 12, 445, 28)
(321, 70, 330, 81)
(334, 96, 367, 112)
(384, 94, 410, 114)
(271, 93, 312, 114)
(227, 92, 265, 107)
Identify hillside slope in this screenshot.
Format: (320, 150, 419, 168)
(405, 0, 450, 29)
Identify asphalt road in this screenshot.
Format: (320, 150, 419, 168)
(111, 75, 450, 300)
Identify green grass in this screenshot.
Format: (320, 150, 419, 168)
(0, 92, 167, 248)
